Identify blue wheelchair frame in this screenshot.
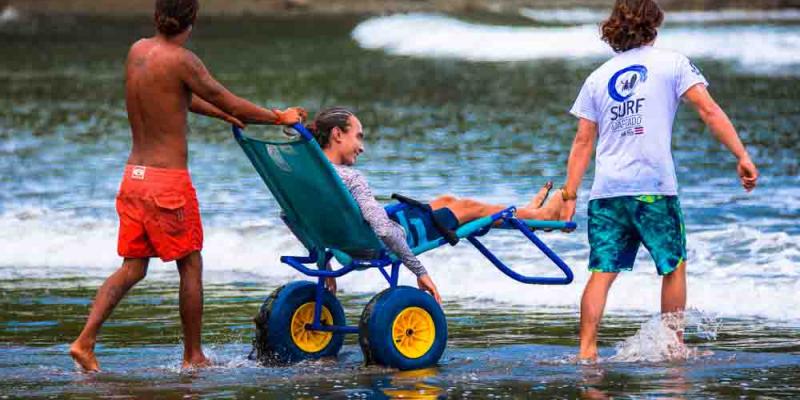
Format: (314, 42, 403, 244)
(235, 123, 576, 336)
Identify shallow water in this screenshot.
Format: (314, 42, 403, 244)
(2, 280, 799, 398)
(1, 12, 799, 399)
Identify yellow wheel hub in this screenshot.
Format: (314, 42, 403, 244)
(392, 307, 435, 359)
(290, 302, 333, 353)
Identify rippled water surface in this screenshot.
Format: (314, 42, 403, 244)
(1, 12, 799, 399)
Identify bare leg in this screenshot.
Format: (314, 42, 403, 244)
(661, 261, 687, 342)
(429, 194, 457, 210)
(70, 257, 149, 372)
(434, 197, 509, 224)
(432, 190, 564, 225)
(661, 261, 686, 314)
(176, 251, 209, 369)
(579, 271, 618, 361)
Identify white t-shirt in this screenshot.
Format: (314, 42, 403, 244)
(570, 46, 708, 200)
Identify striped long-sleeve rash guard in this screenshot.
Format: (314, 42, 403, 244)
(333, 164, 428, 277)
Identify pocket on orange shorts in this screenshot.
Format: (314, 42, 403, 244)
(153, 193, 187, 236)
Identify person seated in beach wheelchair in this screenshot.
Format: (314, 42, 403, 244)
(233, 107, 576, 371)
(306, 107, 567, 299)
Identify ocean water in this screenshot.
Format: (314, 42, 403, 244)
(0, 11, 799, 398)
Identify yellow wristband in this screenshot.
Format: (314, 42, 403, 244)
(561, 187, 577, 201)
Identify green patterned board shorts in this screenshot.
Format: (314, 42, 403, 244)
(588, 195, 686, 276)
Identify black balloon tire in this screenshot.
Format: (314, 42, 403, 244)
(253, 280, 345, 364)
(358, 286, 447, 370)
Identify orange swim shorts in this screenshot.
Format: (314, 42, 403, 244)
(115, 165, 203, 262)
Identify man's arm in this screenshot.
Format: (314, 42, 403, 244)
(560, 118, 597, 223)
(682, 84, 758, 192)
(179, 50, 305, 125)
(189, 95, 245, 128)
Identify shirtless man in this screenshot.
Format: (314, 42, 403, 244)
(69, 0, 306, 372)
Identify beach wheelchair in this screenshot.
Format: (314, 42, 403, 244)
(233, 124, 576, 370)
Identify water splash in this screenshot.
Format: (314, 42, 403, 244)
(609, 310, 720, 363)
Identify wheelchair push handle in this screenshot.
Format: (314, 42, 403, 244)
(231, 123, 315, 142)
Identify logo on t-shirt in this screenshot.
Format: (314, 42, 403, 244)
(689, 60, 703, 76)
(608, 65, 648, 137)
(608, 65, 648, 102)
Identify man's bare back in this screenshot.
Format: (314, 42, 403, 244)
(124, 34, 306, 169)
(125, 37, 193, 169)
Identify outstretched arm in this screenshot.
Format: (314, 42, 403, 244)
(179, 50, 306, 125)
(560, 118, 597, 223)
(189, 95, 245, 128)
(683, 84, 758, 192)
(342, 168, 441, 303)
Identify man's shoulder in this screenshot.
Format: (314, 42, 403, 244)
(648, 47, 685, 60)
(127, 38, 148, 58)
(586, 56, 625, 85)
(590, 47, 682, 79)
(128, 37, 195, 65)
(130, 37, 149, 49)
(593, 54, 633, 76)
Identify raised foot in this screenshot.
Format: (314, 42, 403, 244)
(70, 341, 100, 373)
(526, 181, 553, 209)
(518, 189, 564, 221)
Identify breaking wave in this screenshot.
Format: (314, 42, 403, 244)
(352, 14, 800, 74)
(1, 204, 798, 321)
(519, 8, 800, 25)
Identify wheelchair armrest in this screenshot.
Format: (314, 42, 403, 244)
(391, 193, 430, 210)
(391, 193, 459, 246)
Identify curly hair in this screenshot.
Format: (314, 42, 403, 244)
(154, 0, 198, 37)
(306, 107, 354, 148)
(601, 0, 664, 53)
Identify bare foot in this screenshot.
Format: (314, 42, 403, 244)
(518, 190, 564, 220)
(577, 356, 599, 365)
(182, 354, 212, 370)
(70, 340, 100, 372)
(525, 181, 553, 209)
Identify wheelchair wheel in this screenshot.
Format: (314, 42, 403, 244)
(359, 286, 447, 370)
(253, 281, 345, 364)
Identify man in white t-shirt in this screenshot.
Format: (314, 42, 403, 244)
(559, 0, 758, 362)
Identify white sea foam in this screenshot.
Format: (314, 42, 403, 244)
(0, 205, 797, 321)
(351, 14, 800, 74)
(0, 6, 20, 24)
(520, 8, 800, 24)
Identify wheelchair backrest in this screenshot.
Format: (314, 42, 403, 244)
(233, 126, 385, 256)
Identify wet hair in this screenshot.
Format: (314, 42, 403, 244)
(154, 0, 198, 37)
(306, 107, 354, 148)
(601, 0, 664, 53)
